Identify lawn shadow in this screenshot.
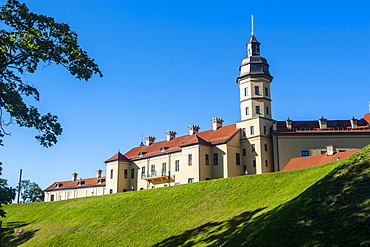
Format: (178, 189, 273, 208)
(153, 208, 266, 247)
(0, 222, 39, 247)
(154, 151, 370, 246)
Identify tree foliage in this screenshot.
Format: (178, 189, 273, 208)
(0, 0, 102, 147)
(0, 178, 16, 217)
(17, 179, 43, 203)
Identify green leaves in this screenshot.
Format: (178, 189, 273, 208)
(0, 0, 102, 147)
(16, 179, 43, 203)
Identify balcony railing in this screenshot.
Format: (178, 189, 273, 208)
(141, 170, 169, 179)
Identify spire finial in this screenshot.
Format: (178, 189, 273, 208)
(251, 15, 254, 35)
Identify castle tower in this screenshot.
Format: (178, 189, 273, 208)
(236, 25, 274, 174)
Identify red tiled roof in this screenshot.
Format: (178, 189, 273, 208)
(105, 124, 239, 162)
(104, 152, 130, 163)
(44, 176, 106, 191)
(364, 113, 370, 124)
(282, 150, 359, 171)
(276, 117, 370, 133)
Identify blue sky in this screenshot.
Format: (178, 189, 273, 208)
(1, 0, 369, 190)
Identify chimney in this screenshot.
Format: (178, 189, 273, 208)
(188, 125, 200, 135)
(272, 121, 278, 132)
(72, 172, 78, 181)
(165, 130, 177, 141)
(145, 136, 156, 146)
(96, 169, 102, 178)
(286, 118, 292, 131)
(211, 118, 224, 131)
(350, 116, 358, 129)
(318, 116, 327, 129)
(326, 145, 337, 156)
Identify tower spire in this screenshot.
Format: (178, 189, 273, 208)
(251, 15, 254, 35)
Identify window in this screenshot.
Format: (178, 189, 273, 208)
(131, 168, 134, 179)
(151, 165, 156, 176)
(188, 178, 194, 183)
(265, 160, 268, 167)
(334, 124, 343, 130)
(255, 86, 260, 95)
(50, 195, 55, 201)
(266, 106, 269, 115)
(244, 87, 248, 96)
(264, 126, 267, 135)
(242, 148, 246, 156)
(205, 154, 209, 165)
(265, 144, 268, 151)
(188, 154, 192, 166)
(253, 160, 256, 167)
(242, 128, 246, 137)
(162, 162, 167, 175)
(256, 106, 261, 114)
(251, 144, 255, 152)
(298, 124, 307, 131)
(265, 87, 269, 96)
(124, 169, 128, 179)
(109, 189, 113, 194)
(245, 107, 249, 115)
(302, 151, 309, 157)
(250, 126, 255, 135)
(213, 153, 219, 165)
(321, 151, 326, 155)
(236, 153, 241, 165)
(142, 166, 146, 177)
(243, 165, 247, 173)
(110, 169, 113, 179)
(175, 160, 180, 171)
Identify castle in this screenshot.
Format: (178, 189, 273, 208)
(44, 31, 370, 202)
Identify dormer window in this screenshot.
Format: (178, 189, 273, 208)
(138, 152, 147, 157)
(77, 180, 85, 186)
(334, 124, 343, 130)
(55, 183, 62, 188)
(97, 178, 105, 184)
(298, 124, 308, 131)
(160, 147, 169, 152)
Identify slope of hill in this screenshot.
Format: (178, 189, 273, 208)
(2, 145, 369, 246)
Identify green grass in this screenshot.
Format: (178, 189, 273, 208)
(2, 145, 370, 246)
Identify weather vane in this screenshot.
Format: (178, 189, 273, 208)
(251, 15, 254, 35)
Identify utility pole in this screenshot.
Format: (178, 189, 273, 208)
(17, 169, 22, 203)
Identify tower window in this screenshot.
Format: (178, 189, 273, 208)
(244, 87, 248, 96)
(175, 160, 180, 171)
(265, 87, 269, 96)
(243, 148, 246, 156)
(131, 168, 135, 179)
(242, 128, 246, 137)
(256, 106, 261, 114)
(245, 107, 249, 115)
(141, 167, 146, 177)
(124, 169, 128, 179)
(250, 126, 255, 135)
(236, 153, 241, 165)
(265, 160, 268, 167)
(254, 86, 260, 95)
(213, 153, 219, 165)
(302, 151, 309, 157)
(265, 144, 268, 151)
(264, 126, 267, 135)
(251, 144, 255, 152)
(151, 165, 156, 176)
(188, 154, 192, 166)
(162, 162, 167, 175)
(266, 106, 269, 115)
(205, 154, 209, 165)
(110, 169, 113, 179)
(253, 160, 256, 167)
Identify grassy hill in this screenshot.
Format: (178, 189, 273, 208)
(1, 145, 369, 246)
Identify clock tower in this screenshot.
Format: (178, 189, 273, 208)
(236, 33, 274, 174)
